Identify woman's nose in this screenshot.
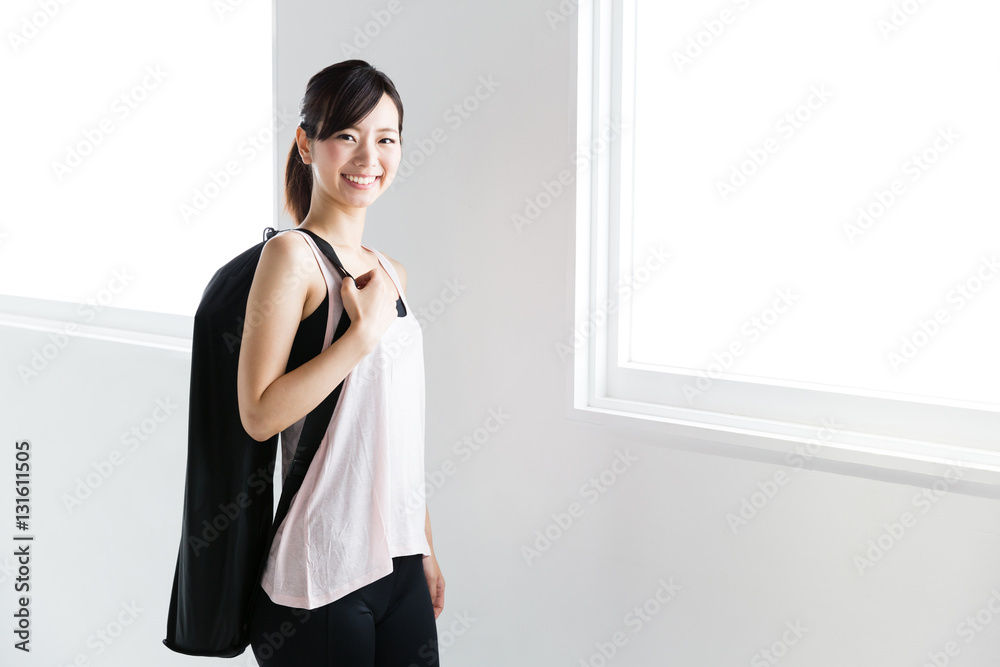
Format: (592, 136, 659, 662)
(354, 141, 379, 164)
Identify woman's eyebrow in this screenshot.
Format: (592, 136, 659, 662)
(344, 126, 399, 133)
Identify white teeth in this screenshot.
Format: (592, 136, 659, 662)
(345, 174, 378, 185)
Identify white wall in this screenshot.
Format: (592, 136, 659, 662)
(3, 1, 1000, 665)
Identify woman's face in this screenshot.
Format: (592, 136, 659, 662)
(302, 92, 401, 211)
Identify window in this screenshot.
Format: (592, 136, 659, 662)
(0, 1, 272, 335)
(571, 0, 1000, 482)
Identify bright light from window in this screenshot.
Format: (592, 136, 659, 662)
(628, 0, 1000, 409)
(1, 0, 273, 317)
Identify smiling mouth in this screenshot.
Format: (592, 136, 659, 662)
(343, 174, 380, 185)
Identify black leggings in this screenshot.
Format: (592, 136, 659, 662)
(247, 554, 439, 666)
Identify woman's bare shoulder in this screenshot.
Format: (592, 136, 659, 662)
(378, 250, 408, 295)
(261, 229, 314, 262)
(255, 231, 321, 280)
(251, 230, 324, 306)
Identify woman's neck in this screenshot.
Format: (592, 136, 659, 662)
(297, 205, 367, 254)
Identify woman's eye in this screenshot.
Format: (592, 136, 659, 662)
(336, 134, 395, 144)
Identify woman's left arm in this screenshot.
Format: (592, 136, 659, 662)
(423, 508, 445, 618)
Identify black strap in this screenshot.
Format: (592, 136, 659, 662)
(241, 226, 354, 631)
(294, 227, 407, 317)
(263, 225, 353, 278)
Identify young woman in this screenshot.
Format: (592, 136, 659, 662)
(236, 60, 444, 666)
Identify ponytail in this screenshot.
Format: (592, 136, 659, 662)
(284, 139, 313, 225)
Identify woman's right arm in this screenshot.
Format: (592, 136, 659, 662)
(236, 232, 398, 442)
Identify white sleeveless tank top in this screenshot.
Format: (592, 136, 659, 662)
(259, 229, 430, 609)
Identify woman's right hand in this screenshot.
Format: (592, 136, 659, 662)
(341, 268, 399, 351)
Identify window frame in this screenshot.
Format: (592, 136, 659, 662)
(568, 0, 1000, 486)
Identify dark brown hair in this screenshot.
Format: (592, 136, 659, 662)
(285, 60, 404, 224)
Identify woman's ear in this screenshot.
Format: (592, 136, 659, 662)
(296, 126, 311, 164)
